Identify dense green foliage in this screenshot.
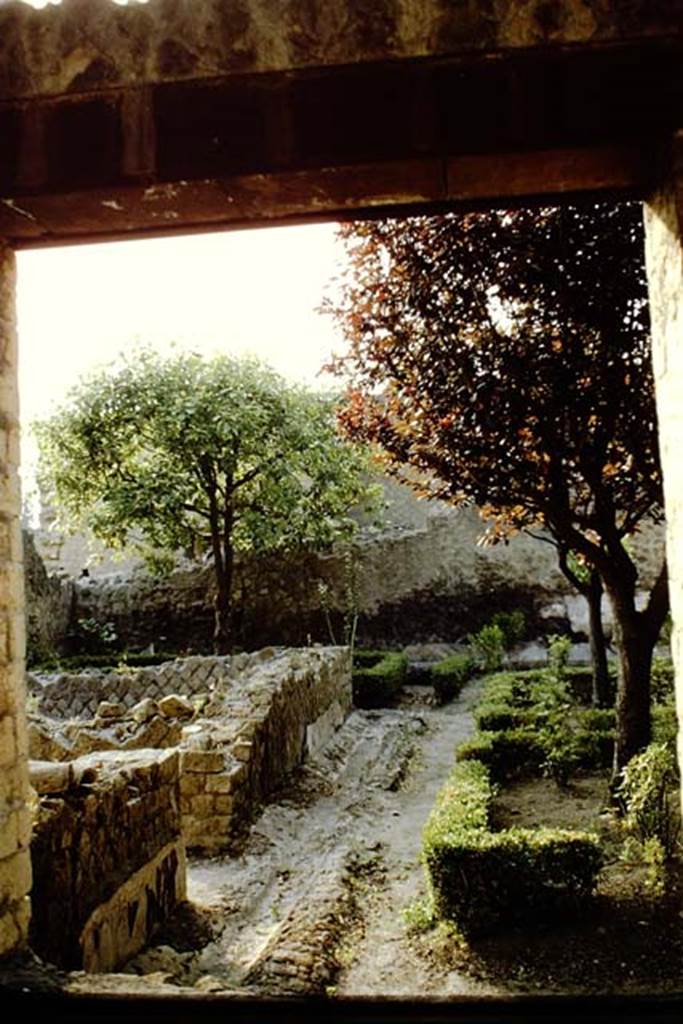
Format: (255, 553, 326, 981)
(36, 348, 376, 652)
(458, 669, 615, 784)
(617, 742, 680, 859)
(430, 652, 477, 706)
(467, 624, 505, 673)
(352, 650, 408, 708)
(422, 761, 603, 936)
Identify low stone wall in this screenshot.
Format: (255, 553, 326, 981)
(28, 647, 352, 855)
(27, 649, 276, 720)
(179, 646, 352, 852)
(29, 749, 185, 972)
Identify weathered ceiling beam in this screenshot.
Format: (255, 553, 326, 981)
(1, 39, 680, 245)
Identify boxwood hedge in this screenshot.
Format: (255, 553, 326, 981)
(430, 653, 477, 706)
(423, 761, 603, 937)
(352, 650, 408, 709)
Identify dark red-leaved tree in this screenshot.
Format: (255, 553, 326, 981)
(324, 203, 667, 777)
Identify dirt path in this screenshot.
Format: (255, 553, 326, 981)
(114, 678, 493, 998)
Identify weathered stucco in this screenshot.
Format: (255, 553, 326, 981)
(0, 242, 30, 959)
(1, 0, 679, 101)
(644, 158, 683, 814)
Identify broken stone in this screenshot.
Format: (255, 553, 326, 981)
(123, 716, 181, 751)
(158, 694, 195, 720)
(130, 698, 159, 723)
(96, 700, 126, 720)
(29, 760, 73, 794)
(27, 721, 72, 762)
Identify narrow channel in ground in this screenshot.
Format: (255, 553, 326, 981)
(110, 676, 491, 998)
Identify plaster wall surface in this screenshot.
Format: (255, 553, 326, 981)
(644, 166, 683, 813)
(0, 243, 30, 958)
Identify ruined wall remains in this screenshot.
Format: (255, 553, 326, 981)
(29, 647, 352, 854)
(644, 164, 683, 806)
(66, 494, 666, 652)
(178, 646, 351, 852)
(0, 243, 31, 959)
(23, 529, 72, 666)
(29, 748, 185, 972)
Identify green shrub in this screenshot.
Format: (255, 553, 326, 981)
(352, 649, 386, 669)
(546, 633, 572, 683)
(423, 762, 603, 937)
(475, 705, 536, 732)
(652, 701, 678, 747)
(33, 651, 179, 672)
(352, 651, 407, 709)
(430, 653, 477, 706)
(465, 669, 616, 784)
(489, 610, 526, 647)
(73, 617, 118, 655)
(617, 742, 680, 859)
(651, 657, 675, 705)
(468, 624, 506, 673)
(456, 728, 546, 782)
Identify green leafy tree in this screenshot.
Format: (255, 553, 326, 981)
(325, 203, 668, 777)
(35, 348, 376, 654)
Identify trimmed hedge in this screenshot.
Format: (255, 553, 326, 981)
(423, 762, 603, 937)
(32, 651, 180, 672)
(465, 669, 616, 781)
(456, 728, 546, 781)
(352, 649, 386, 669)
(430, 653, 477, 706)
(352, 651, 408, 709)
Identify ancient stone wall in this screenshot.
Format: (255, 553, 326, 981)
(65, 494, 666, 652)
(28, 647, 352, 853)
(29, 748, 185, 972)
(23, 529, 72, 666)
(29, 649, 277, 720)
(644, 166, 683, 808)
(0, 242, 31, 959)
(179, 646, 351, 852)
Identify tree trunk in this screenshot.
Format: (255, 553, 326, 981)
(212, 548, 234, 655)
(611, 608, 654, 777)
(603, 560, 669, 790)
(586, 570, 612, 708)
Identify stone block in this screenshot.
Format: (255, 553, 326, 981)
(189, 794, 214, 816)
(0, 713, 15, 768)
(29, 759, 72, 794)
(181, 750, 224, 773)
(96, 700, 126, 720)
(213, 795, 234, 815)
(198, 815, 231, 838)
(0, 811, 18, 860)
(158, 694, 194, 720)
(179, 773, 204, 796)
(0, 847, 31, 903)
(233, 740, 253, 763)
(204, 773, 233, 794)
(0, 906, 21, 956)
(131, 697, 158, 723)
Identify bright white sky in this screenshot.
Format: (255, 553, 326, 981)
(16, 222, 348, 497)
